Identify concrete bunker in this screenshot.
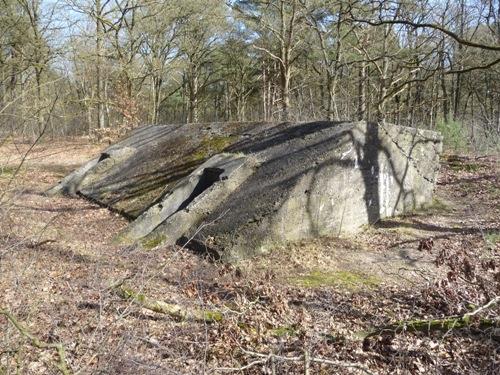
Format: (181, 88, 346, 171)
(48, 121, 443, 261)
(115, 152, 257, 245)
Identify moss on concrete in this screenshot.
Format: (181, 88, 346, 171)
(290, 270, 380, 290)
(141, 234, 167, 249)
(191, 135, 238, 161)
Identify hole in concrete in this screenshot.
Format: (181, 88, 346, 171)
(177, 167, 224, 212)
(176, 236, 221, 261)
(117, 155, 251, 244)
(98, 152, 110, 162)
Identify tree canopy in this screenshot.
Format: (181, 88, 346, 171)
(0, 0, 498, 149)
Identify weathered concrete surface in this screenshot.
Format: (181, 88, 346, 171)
(47, 122, 271, 218)
(49, 121, 442, 260)
(117, 153, 258, 245)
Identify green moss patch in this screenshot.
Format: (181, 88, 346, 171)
(448, 162, 481, 172)
(237, 322, 298, 338)
(290, 270, 380, 290)
(269, 325, 297, 337)
(191, 135, 237, 161)
(0, 165, 19, 177)
(484, 231, 499, 250)
(141, 234, 167, 250)
(429, 198, 450, 211)
(203, 310, 223, 322)
(414, 198, 451, 215)
(486, 184, 500, 199)
(424, 198, 451, 212)
(121, 287, 146, 303)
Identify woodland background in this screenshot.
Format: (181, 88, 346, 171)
(0, 1, 499, 374)
(0, 0, 499, 151)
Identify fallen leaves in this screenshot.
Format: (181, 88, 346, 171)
(0, 143, 499, 374)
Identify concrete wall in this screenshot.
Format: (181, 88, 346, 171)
(270, 122, 440, 242)
(183, 122, 442, 261)
(49, 121, 442, 261)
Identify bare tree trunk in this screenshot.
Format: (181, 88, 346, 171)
(35, 68, 43, 134)
(104, 79, 111, 126)
(225, 81, 231, 121)
(187, 70, 199, 123)
(280, 63, 291, 121)
(267, 69, 273, 120)
(357, 63, 366, 121)
(151, 76, 162, 124)
(326, 72, 335, 121)
(429, 74, 437, 129)
(376, 25, 390, 123)
(96, 0, 105, 130)
(309, 86, 316, 119)
(262, 65, 267, 121)
(452, 0, 465, 122)
(441, 73, 449, 123)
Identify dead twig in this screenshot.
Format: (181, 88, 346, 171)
(217, 349, 376, 374)
(0, 309, 70, 375)
(364, 296, 500, 339)
(464, 296, 500, 318)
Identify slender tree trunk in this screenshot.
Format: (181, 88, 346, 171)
(452, 0, 465, 122)
(441, 73, 449, 123)
(326, 72, 335, 121)
(96, 0, 105, 130)
(357, 63, 366, 121)
(376, 25, 390, 123)
(262, 65, 267, 121)
(188, 69, 199, 123)
(35, 68, 43, 133)
(267, 69, 273, 120)
(104, 79, 110, 126)
(280, 63, 290, 121)
(151, 76, 162, 124)
(309, 86, 316, 119)
(429, 74, 437, 129)
(225, 81, 231, 121)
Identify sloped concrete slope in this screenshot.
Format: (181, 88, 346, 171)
(48, 121, 442, 260)
(47, 122, 274, 218)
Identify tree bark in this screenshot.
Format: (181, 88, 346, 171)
(357, 63, 367, 121)
(95, 0, 105, 130)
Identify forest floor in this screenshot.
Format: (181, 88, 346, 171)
(0, 139, 498, 374)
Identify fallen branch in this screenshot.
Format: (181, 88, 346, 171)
(465, 296, 500, 318)
(217, 349, 375, 374)
(0, 309, 70, 375)
(365, 296, 500, 339)
(113, 284, 222, 323)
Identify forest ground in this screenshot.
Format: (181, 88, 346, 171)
(0, 139, 498, 374)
